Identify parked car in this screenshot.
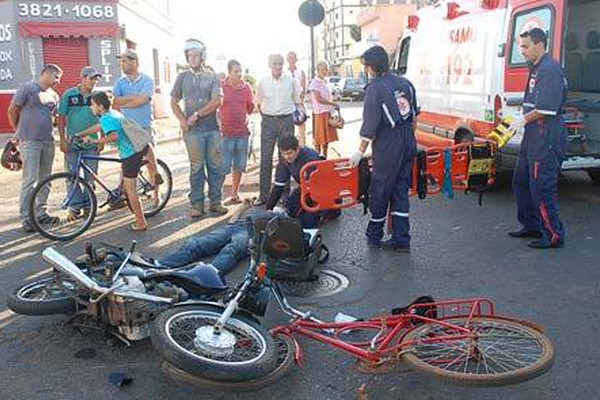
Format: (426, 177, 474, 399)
(325, 76, 342, 94)
(333, 77, 366, 101)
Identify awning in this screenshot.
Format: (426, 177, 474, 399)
(19, 22, 120, 38)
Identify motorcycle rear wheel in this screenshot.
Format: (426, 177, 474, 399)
(7, 277, 77, 315)
(150, 304, 280, 382)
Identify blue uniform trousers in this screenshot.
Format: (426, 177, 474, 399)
(513, 122, 566, 245)
(366, 146, 414, 247)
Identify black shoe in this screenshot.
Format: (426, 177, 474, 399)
(508, 228, 543, 238)
(38, 214, 60, 225)
(528, 239, 564, 249)
(367, 240, 381, 250)
(22, 221, 35, 233)
(381, 240, 410, 253)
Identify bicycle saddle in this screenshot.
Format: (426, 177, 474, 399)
(145, 263, 228, 294)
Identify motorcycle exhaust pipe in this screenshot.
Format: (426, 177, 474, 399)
(42, 247, 103, 293)
(43, 247, 174, 304)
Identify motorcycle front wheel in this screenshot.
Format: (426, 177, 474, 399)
(150, 304, 280, 383)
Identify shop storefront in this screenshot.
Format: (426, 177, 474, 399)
(0, 0, 176, 133)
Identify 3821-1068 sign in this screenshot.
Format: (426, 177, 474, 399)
(18, 3, 115, 19)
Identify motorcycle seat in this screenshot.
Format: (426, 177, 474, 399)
(145, 263, 228, 294)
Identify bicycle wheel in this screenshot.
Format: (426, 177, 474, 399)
(137, 158, 172, 217)
(150, 304, 279, 383)
(401, 316, 555, 386)
(30, 172, 97, 241)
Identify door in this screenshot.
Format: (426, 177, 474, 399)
(504, 1, 565, 96)
(42, 37, 89, 95)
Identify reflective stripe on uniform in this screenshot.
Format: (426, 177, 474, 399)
(382, 103, 396, 128)
(370, 216, 386, 223)
(274, 181, 287, 187)
(390, 211, 409, 217)
(537, 109, 557, 116)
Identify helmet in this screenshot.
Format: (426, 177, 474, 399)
(293, 106, 308, 126)
(1, 140, 22, 171)
(361, 45, 389, 74)
(183, 38, 207, 61)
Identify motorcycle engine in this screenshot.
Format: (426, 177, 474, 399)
(103, 276, 168, 341)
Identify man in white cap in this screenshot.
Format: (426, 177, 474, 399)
(57, 66, 103, 218)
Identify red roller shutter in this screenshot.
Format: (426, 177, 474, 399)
(42, 37, 89, 95)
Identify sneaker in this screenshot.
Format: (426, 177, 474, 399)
(209, 203, 228, 215)
(381, 239, 410, 253)
(38, 214, 60, 225)
(253, 198, 266, 207)
(190, 207, 205, 218)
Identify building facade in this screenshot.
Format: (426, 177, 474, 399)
(0, 0, 177, 133)
(318, 0, 366, 73)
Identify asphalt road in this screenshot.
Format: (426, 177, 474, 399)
(1, 108, 599, 399)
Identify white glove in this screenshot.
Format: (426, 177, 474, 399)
(508, 114, 526, 133)
(349, 150, 364, 167)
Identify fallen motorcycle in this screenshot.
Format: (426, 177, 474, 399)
(150, 216, 556, 387)
(7, 241, 231, 343)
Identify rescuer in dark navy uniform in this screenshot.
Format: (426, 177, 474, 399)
(508, 28, 568, 249)
(266, 135, 340, 228)
(349, 45, 418, 252)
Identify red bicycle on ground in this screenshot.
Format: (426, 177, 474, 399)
(149, 217, 555, 389)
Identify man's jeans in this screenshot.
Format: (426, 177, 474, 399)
(19, 140, 55, 224)
(65, 148, 99, 212)
(158, 222, 249, 274)
(184, 129, 223, 209)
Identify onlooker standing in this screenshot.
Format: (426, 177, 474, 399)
(171, 39, 227, 218)
(113, 49, 155, 136)
(7, 64, 62, 232)
(287, 51, 307, 146)
(309, 61, 339, 158)
(255, 54, 299, 205)
(58, 66, 102, 219)
(220, 59, 255, 205)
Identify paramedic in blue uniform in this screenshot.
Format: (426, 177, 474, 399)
(349, 45, 418, 252)
(266, 135, 340, 228)
(508, 28, 567, 249)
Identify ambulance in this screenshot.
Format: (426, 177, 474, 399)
(391, 0, 600, 185)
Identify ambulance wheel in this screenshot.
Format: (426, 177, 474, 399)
(587, 169, 600, 185)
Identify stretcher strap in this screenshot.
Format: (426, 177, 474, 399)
(442, 148, 454, 199)
(416, 151, 428, 200)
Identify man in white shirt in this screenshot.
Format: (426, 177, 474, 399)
(287, 51, 307, 146)
(255, 54, 300, 205)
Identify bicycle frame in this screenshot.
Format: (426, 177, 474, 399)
(269, 294, 497, 364)
(62, 151, 125, 210)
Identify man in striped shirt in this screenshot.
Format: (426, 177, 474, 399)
(220, 59, 255, 205)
